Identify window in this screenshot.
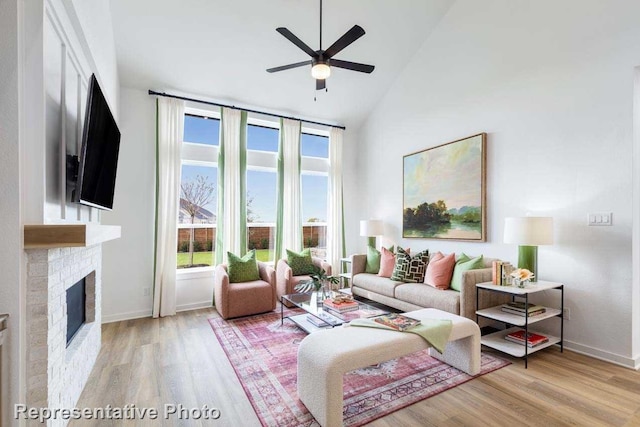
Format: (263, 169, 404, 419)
(300, 132, 329, 258)
(183, 114, 219, 145)
(178, 111, 220, 270)
(247, 124, 279, 152)
(301, 132, 329, 158)
(246, 123, 278, 263)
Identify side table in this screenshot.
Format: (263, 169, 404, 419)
(476, 281, 564, 368)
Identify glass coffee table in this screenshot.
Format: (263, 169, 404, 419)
(281, 292, 389, 334)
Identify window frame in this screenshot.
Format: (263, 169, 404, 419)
(177, 107, 221, 276)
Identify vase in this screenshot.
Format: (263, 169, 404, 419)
(514, 278, 529, 288)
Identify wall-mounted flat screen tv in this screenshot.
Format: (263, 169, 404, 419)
(75, 74, 121, 210)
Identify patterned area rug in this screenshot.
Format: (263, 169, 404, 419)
(209, 311, 509, 427)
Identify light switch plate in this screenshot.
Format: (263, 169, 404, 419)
(588, 212, 612, 226)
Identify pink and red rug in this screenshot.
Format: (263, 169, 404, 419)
(209, 311, 509, 427)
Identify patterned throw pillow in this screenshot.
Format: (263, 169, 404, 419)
(390, 247, 429, 283)
(286, 248, 315, 276)
(227, 250, 260, 283)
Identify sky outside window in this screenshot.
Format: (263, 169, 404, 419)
(302, 174, 328, 222)
(184, 115, 220, 145)
(180, 164, 217, 224)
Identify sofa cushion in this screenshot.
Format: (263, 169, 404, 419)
(227, 250, 260, 283)
(391, 247, 429, 283)
(378, 247, 396, 278)
(424, 252, 456, 290)
(365, 245, 381, 274)
(450, 253, 484, 291)
(287, 248, 315, 275)
(394, 283, 460, 314)
(352, 273, 404, 298)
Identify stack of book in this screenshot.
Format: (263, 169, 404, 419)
(501, 301, 546, 317)
(307, 313, 341, 327)
(323, 298, 359, 313)
(373, 313, 421, 331)
(504, 329, 549, 347)
(492, 261, 514, 285)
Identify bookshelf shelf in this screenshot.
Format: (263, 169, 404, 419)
(476, 280, 564, 368)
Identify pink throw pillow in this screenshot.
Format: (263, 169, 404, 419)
(378, 247, 396, 278)
(378, 247, 409, 278)
(424, 252, 456, 289)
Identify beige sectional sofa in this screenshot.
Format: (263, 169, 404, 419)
(350, 254, 509, 322)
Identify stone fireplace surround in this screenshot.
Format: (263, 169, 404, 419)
(25, 245, 101, 426)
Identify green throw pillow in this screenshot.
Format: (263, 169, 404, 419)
(365, 246, 381, 274)
(286, 248, 315, 275)
(227, 250, 260, 283)
(390, 246, 429, 283)
(450, 253, 484, 291)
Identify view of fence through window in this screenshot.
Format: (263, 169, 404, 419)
(177, 113, 330, 269)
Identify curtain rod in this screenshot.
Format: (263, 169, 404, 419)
(148, 90, 346, 130)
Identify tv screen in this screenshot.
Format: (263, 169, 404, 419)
(76, 74, 121, 210)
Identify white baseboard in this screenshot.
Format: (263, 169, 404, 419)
(564, 340, 637, 369)
(101, 309, 152, 324)
(177, 301, 213, 312)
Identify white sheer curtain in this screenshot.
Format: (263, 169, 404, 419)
(327, 127, 345, 274)
(216, 107, 245, 264)
(153, 98, 184, 318)
(275, 118, 302, 261)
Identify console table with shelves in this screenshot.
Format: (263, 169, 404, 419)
(476, 280, 564, 368)
(339, 257, 352, 289)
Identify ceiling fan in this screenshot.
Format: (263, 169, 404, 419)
(266, 0, 375, 92)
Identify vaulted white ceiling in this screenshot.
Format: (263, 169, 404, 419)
(110, 0, 453, 129)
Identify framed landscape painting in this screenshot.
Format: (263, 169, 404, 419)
(403, 133, 486, 241)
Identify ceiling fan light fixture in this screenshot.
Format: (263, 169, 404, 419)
(311, 63, 331, 80)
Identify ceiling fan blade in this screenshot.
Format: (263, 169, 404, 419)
(276, 27, 318, 57)
(323, 25, 366, 58)
(267, 60, 312, 73)
(316, 79, 326, 91)
(330, 59, 375, 74)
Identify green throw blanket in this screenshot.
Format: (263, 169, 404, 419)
(349, 318, 453, 354)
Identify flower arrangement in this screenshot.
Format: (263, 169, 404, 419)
(510, 268, 534, 288)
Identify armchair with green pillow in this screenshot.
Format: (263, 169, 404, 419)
(351, 248, 509, 323)
(276, 248, 333, 306)
(214, 250, 277, 320)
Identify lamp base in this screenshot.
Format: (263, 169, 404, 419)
(367, 237, 376, 248)
(518, 245, 538, 282)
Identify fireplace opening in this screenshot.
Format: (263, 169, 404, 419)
(66, 277, 86, 346)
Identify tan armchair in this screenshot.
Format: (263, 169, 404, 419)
(214, 262, 276, 320)
(276, 257, 332, 306)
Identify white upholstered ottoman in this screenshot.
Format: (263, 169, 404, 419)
(297, 308, 481, 427)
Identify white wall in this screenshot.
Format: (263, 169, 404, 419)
(102, 87, 156, 322)
(0, 0, 23, 423)
(356, 0, 640, 366)
(65, 0, 119, 118)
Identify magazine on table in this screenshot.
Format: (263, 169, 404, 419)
(373, 313, 421, 331)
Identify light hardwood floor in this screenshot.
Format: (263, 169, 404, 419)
(72, 308, 640, 427)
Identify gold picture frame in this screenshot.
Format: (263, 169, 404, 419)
(403, 133, 486, 241)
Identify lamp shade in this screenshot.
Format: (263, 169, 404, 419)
(360, 220, 384, 237)
(504, 217, 554, 245)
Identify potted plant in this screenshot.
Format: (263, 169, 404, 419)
(294, 266, 340, 299)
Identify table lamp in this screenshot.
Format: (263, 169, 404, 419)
(360, 220, 384, 248)
(503, 217, 553, 282)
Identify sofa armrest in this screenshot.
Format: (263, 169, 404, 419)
(351, 254, 366, 276)
(258, 262, 277, 310)
(312, 257, 333, 275)
(276, 259, 293, 298)
(458, 268, 510, 320)
(214, 264, 230, 318)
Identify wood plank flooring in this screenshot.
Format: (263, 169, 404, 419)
(72, 308, 640, 427)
